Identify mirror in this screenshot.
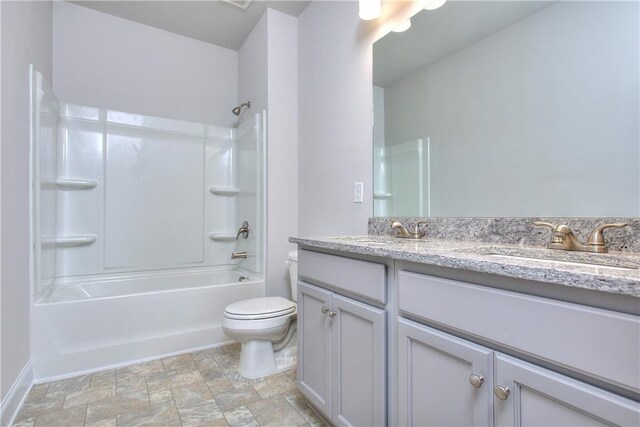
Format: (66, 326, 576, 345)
(373, 1, 639, 217)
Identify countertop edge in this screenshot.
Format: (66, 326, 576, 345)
(289, 236, 640, 298)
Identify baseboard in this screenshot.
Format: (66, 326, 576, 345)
(0, 361, 33, 426)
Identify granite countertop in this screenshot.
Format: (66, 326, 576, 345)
(289, 235, 640, 298)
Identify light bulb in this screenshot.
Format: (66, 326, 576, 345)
(424, 0, 447, 11)
(359, 0, 381, 20)
(392, 19, 412, 33)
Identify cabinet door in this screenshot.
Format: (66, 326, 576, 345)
(331, 293, 386, 427)
(297, 281, 333, 418)
(397, 318, 494, 427)
(495, 353, 640, 427)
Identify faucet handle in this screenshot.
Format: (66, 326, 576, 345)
(413, 221, 428, 238)
(533, 221, 557, 231)
(587, 223, 628, 249)
(534, 221, 567, 244)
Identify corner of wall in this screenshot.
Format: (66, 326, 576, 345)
(0, 361, 33, 427)
(1, 0, 53, 409)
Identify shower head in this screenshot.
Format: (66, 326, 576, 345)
(232, 101, 251, 116)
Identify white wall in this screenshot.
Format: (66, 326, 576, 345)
(265, 9, 298, 298)
(1, 0, 52, 405)
(53, 1, 238, 127)
(297, 1, 418, 235)
(238, 12, 268, 279)
(383, 1, 640, 217)
(238, 13, 268, 115)
(238, 9, 298, 298)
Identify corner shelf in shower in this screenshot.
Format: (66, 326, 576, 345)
(208, 186, 239, 197)
(208, 232, 237, 242)
(41, 234, 97, 248)
(373, 192, 392, 200)
(41, 178, 98, 191)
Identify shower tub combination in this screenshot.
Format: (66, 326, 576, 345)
(30, 68, 266, 381)
(33, 267, 263, 380)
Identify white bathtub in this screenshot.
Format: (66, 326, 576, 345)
(32, 266, 264, 381)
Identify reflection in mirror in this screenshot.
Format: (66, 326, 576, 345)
(373, 1, 639, 217)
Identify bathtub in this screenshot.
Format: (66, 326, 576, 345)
(32, 266, 264, 381)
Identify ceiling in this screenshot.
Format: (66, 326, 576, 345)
(373, 1, 554, 87)
(71, 0, 311, 50)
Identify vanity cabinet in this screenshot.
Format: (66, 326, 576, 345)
(297, 250, 387, 426)
(297, 282, 333, 417)
(397, 269, 640, 427)
(397, 318, 494, 426)
(398, 318, 639, 426)
(295, 247, 640, 427)
(494, 353, 639, 426)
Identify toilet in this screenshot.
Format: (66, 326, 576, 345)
(222, 251, 298, 378)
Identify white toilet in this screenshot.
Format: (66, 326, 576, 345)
(222, 251, 298, 378)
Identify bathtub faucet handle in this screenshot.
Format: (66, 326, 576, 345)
(236, 221, 250, 240)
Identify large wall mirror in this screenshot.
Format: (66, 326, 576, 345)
(372, 1, 639, 217)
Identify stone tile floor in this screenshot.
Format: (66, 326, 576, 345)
(13, 343, 326, 427)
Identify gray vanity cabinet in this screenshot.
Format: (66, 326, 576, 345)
(397, 318, 494, 426)
(332, 293, 386, 427)
(297, 282, 333, 417)
(397, 317, 639, 427)
(494, 354, 640, 427)
(397, 269, 640, 427)
(297, 279, 386, 427)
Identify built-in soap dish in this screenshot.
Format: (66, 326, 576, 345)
(208, 232, 237, 241)
(208, 187, 239, 197)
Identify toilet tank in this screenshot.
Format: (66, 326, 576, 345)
(287, 250, 298, 302)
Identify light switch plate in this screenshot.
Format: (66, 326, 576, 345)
(353, 182, 364, 203)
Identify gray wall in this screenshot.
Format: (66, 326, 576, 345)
(384, 2, 640, 217)
(1, 0, 52, 401)
(297, 1, 422, 235)
(298, 1, 372, 235)
(53, 1, 238, 127)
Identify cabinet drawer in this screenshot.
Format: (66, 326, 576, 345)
(398, 270, 640, 394)
(299, 250, 386, 304)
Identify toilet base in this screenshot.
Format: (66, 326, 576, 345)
(237, 327, 297, 379)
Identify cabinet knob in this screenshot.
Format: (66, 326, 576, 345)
(469, 374, 484, 388)
(328, 310, 337, 318)
(321, 306, 329, 314)
(494, 385, 510, 400)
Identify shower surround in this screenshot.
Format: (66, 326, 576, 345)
(30, 69, 266, 381)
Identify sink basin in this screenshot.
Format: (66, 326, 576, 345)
(330, 236, 395, 245)
(463, 246, 640, 271)
(330, 236, 428, 246)
(488, 253, 638, 271)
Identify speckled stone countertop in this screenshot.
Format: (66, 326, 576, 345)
(289, 235, 640, 298)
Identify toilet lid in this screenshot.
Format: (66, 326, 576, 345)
(225, 297, 296, 320)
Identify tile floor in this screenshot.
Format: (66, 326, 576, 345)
(13, 343, 325, 427)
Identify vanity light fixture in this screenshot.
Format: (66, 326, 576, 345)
(392, 19, 412, 32)
(359, 0, 381, 20)
(424, 0, 447, 10)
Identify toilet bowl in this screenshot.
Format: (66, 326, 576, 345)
(222, 250, 298, 378)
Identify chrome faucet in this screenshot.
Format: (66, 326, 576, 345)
(391, 219, 428, 240)
(231, 251, 248, 259)
(534, 222, 628, 253)
(236, 221, 249, 240)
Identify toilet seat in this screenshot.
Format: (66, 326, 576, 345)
(224, 296, 296, 320)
